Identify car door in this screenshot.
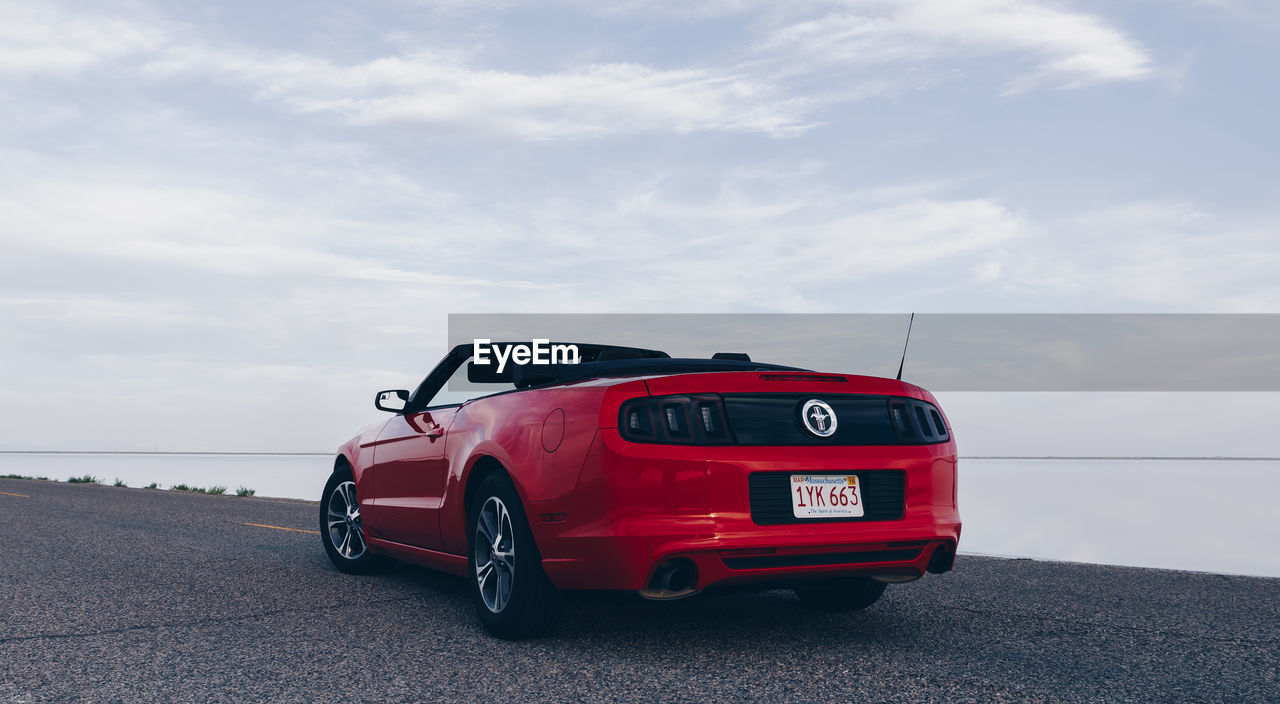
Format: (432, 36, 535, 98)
(369, 406, 459, 550)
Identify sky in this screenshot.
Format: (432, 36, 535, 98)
(1, 0, 1277, 454)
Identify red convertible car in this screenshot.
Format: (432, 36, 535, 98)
(321, 343, 960, 638)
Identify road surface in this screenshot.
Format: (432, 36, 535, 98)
(1, 477, 1276, 703)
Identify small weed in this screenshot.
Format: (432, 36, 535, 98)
(113, 478, 127, 487)
(67, 475, 100, 484)
(2, 473, 32, 480)
(146, 482, 158, 489)
(235, 486, 256, 497)
(171, 483, 191, 492)
(207, 486, 227, 495)
(192, 487, 207, 494)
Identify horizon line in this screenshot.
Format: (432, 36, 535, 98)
(1, 451, 1278, 461)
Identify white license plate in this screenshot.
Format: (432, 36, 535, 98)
(790, 474, 864, 518)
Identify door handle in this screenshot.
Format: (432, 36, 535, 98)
(425, 425, 445, 438)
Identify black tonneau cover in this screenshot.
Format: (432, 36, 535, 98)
(512, 358, 805, 388)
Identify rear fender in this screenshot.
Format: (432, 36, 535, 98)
(439, 383, 646, 554)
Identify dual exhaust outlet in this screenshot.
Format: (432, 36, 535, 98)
(639, 543, 955, 598)
(638, 559, 700, 600)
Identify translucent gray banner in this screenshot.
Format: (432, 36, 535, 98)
(447, 314, 1280, 391)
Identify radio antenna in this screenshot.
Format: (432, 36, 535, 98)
(895, 313, 915, 381)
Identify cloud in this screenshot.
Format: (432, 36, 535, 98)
(0, 1, 163, 75)
(979, 200, 1280, 311)
(463, 170, 1030, 311)
(0, 138, 1024, 316)
(0, 0, 1155, 143)
(410, 0, 1156, 94)
(0, 2, 814, 139)
(0, 146, 547, 295)
(144, 48, 815, 139)
(0, 2, 815, 140)
(761, 0, 1153, 92)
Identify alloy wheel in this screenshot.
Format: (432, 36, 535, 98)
(326, 480, 367, 560)
(474, 496, 516, 613)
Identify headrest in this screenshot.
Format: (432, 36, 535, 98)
(512, 364, 562, 389)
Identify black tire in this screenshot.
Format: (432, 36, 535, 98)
(467, 473, 559, 639)
(794, 577, 887, 612)
(320, 469, 388, 575)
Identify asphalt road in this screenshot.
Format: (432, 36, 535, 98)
(1, 478, 1276, 703)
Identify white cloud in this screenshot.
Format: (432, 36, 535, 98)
(0, 148, 543, 293)
(143, 47, 814, 139)
(0, 0, 1155, 142)
(0, 1, 163, 75)
(470, 171, 1030, 311)
(983, 200, 1280, 311)
(0, 1, 815, 139)
(561, 0, 780, 18)
(762, 0, 1153, 92)
(0, 140, 1024, 313)
(415, 0, 1156, 94)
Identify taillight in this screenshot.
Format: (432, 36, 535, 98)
(623, 403, 652, 436)
(889, 399, 949, 444)
(619, 395, 734, 445)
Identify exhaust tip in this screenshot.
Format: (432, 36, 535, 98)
(872, 573, 921, 584)
(638, 558, 700, 600)
(927, 543, 956, 574)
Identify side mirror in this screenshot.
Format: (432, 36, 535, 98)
(374, 389, 409, 413)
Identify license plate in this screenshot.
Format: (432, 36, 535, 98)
(790, 474, 864, 518)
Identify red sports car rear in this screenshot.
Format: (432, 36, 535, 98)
(321, 345, 960, 638)
(532, 372, 959, 594)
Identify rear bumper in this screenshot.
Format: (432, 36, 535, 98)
(532, 430, 961, 591)
(539, 515, 960, 591)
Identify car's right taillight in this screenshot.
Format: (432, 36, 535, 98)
(889, 399, 950, 444)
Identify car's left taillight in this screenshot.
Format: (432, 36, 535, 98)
(619, 395, 734, 445)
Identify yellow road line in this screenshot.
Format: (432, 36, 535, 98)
(242, 522, 319, 535)
(0, 491, 29, 497)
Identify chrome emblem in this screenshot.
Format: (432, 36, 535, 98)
(801, 399, 837, 437)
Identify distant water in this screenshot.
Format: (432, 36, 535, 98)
(3, 453, 1277, 578)
(959, 458, 1280, 579)
(0, 453, 332, 502)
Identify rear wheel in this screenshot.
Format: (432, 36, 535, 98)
(794, 577, 887, 612)
(320, 469, 387, 574)
(467, 473, 559, 639)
